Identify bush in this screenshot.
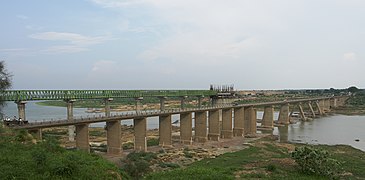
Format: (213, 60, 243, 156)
(291, 146, 341, 177)
(121, 151, 157, 178)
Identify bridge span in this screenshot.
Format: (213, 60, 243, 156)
(5, 96, 348, 155)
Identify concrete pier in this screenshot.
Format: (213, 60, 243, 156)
(221, 108, 233, 139)
(104, 98, 113, 117)
(106, 120, 122, 155)
(134, 118, 147, 151)
(262, 106, 274, 129)
(208, 109, 220, 141)
(278, 103, 290, 124)
(180, 112, 193, 144)
(244, 106, 256, 137)
(233, 107, 244, 136)
(298, 103, 307, 121)
(66, 99, 76, 142)
(159, 97, 167, 111)
(159, 115, 172, 147)
(194, 111, 207, 142)
(330, 98, 337, 108)
(29, 129, 42, 140)
(315, 101, 324, 115)
(324, 99, 331, 111)
(16, 101, 26, 122)
(76, 124, 90, 152)
(308, 101, 316, 118)
(135, 97, 143, 113)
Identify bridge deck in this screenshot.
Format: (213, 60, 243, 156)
(11, 97, 331, 130)
(0, 90, 217, 101)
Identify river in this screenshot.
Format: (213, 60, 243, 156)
(1, 101, 364, 151)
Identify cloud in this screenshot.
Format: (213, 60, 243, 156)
(90, 0, 147, 7)
(16, 14, 29, 20)
(343, 52, 356, 61)
(91, 60, 119, 72)
(29, 32, 112, 53)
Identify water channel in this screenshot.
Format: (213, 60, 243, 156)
(1, 101, 364, 151)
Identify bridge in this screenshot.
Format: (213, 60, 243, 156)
(1, 91, 348, 155)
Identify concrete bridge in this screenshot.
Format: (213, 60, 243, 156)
(4, 93, 348, 155)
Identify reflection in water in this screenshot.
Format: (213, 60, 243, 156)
(278, 126, 288, 143)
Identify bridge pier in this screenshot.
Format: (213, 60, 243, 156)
(233, 107, 244, 136)
(135, 97, 143, 113)
(324, 99, 331, 111)
(221, 108, 233, 139)
(278, 103, 290, 124)
(104, 98, 113, 117)
(262, 106, 274, 129)
(298, 103, 307, 121)
(315, 101, 324, 115)
(330, 98, 337, 108)
(159, 115, 172, 147)
(308, 101, 316, 118)
(29, 129, 42, 140)
(106, 120, 122, 155)
(66, 99, 76, 142)
(76, 124, 90, 152)
(194, 111, 207, 142)
(197, 96, 203, 108)
(208, 109, 220, 141)
(180, 112, 193, 144)
(244, 106, 256, 137)
(134, 118, 147, 151)
(180, 96, 188, 109)
(159, 96, 167, 111)
(15, 101, 26, 121)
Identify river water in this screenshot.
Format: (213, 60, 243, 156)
(1, 102, 364, 151)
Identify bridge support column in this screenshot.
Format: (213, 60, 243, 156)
(29, 129, 42, 140)
(262, 106, 274, 129)
(278, 103, 290, 124)
(194, 111, 207, 142)
(66, 99, 76, 142)
(180, 112, 192, 144)
(135, 97, 143, 113)
(308, 101, 316, 118)
(180, 96, 188, 109)
(76, 124, 90, 152)
(16, 101, 26, 121)
(197, 96, 203, 108)
(104, 98, 113, 117)
(208, 109, 220, 141)
(106, 120, 122, 155)
(298, 103, 307, 121)
(233, 107, 244, 136)
(221, 108, 233, 139)
(159, 97, 167, 111)
(159, 115, 172, 147)
(315, 101, 324, 115)
(325, 99, 331, 111)
(244, 106, 256, 137)
(134, 118, 147, 151)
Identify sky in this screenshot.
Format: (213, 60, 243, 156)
(0, 0, 364, 90)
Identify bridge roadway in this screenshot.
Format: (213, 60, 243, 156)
(1, 89, 216, 101)
(14, 96, 332, 130)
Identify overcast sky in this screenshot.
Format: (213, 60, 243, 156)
(1, 0, 364, 90)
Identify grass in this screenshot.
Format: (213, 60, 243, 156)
(146, 137, 365, 179)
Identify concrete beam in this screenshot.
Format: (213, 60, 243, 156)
(134, 118, 147, 151)
(66, 99, 76, 142)
(221, 108, 233, 139)
(308, 101, 316, 118)
(262, 106, 274, 129)
(76, 124, 90, 152)
(244, 106, 256, 137)
(180, 112, 193, 144)
(104, 98, 113, 117)
(315, 101, 324, 115)
(159, 115, 172, 147)
(298, 103, 307, 121)
(208, 109, 220, 141)
(106, 120, 122, 155)
(233, 107, 244, 137)
(278, 103, 290, 124)
(194, 111, 207, 142)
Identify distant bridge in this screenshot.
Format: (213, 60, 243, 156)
(0, 90, 217, 101)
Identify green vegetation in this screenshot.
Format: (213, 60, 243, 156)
(0, 61, 12, 113)
(146, 137, 365, 179)
(121, 151, 158, 178)
(0, 125, 126, 179)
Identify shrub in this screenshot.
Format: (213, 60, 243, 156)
(121, 151, 157, 178)
(291, 146, 341, 177)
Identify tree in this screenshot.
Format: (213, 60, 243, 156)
(0, 61, 12, 111)
(347, 86, 359, 94)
